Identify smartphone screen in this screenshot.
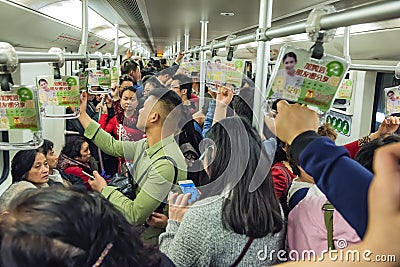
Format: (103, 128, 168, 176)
(179, 181, 200, 204)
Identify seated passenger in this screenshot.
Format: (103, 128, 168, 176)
(0, 187, 175, 267)
(57, 135, 97, 190)
(39, 139, 85, 188)
(11, 149, 55, 188)
(159, 117, 284, 266)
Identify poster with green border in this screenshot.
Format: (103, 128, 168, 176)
(88, 68, 111, 89)
(0, 86, 40, 131)
(111, 66, 119, 84)
(205, 57, 245, 88)
(267, 45, 350, 112)
(36, 75, 80, 107)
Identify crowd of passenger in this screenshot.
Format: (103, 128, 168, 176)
(1, 50, 400, 267)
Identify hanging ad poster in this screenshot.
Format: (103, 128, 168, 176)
(206, 57, 245, 88)
(267, 45, 350, 112)
(0, 86, 40, 131)
(36, 75, 80, 108)
(384, 86, 400, 115)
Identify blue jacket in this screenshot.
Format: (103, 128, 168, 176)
(291, 131, 372, 238)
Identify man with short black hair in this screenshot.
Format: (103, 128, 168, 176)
(78, 87, 187, 244)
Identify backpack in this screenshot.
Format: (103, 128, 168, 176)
(175, 119, 206, 186)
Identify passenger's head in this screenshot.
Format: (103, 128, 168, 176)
(203, 117, 283, 237)
(142, 75, 163, 97)
(283, 52, 297, 73)
(39, 139, 58, 171)
(156, 65, 179, 85)
(11, 149, 49, 185)
(61, 136, 91, 164)
(120, 59, 141, 82)
(119, 85, 142, 113)
(137, 88, 182, 134)
(0, 181, 36, 214)
(355, 135, 400, 173)
(0, 187, 163, 267)
(170, 74, 192, 101)
(119, 74, 135, 88)
(318, 123, 337, 141)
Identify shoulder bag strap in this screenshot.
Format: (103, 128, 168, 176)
(229, 237, 255, 267)
(322, 201, 335, 250)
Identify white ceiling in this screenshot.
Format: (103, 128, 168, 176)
(1, 0, 400, 61)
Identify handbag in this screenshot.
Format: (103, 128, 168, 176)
(108, 149, 178, 207)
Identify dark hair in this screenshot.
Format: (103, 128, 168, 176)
(172, 74, 193, 99)
(39, 139, 54, 156)
(157, 65, 179, 78)
(0, 187, 162, 267)
(283, 52, 297, 62)
(148, 87, 183, 117)
(387, 90, 395, 96)
(355, 135, 400, 173)
(205, 117, 283, 237)
(273, 138, 288, 165)
(11, 150, 38, 183)
(119, 74, 135, 86)
(38, 78, 48, 85)
(120, 59, 139, 76)
(286, 145, 301, 176)
(61, 136, 87, 159)
(232, 87, 255, 123)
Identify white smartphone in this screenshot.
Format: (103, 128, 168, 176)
(178, 180, 200, 204)
(82, 170, 95, 180)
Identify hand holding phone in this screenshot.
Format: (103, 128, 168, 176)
(178, 180, 200, 204)
(82, 170, 95, 181)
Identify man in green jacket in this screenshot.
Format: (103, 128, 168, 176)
(78, 88, 187, 244)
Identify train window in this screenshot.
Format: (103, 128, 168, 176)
(372, 73, 400, 132)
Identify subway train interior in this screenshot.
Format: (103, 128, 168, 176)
(0, 0, 400, 265)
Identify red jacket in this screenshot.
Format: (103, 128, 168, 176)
(272, 162, 296, 199)
(99, 114, 144, 141)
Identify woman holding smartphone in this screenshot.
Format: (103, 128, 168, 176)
(159, 117, 284, 266)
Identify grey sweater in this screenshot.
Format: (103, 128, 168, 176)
(159, 196, 284, 267)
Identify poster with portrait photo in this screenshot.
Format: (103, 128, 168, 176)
(267, 45, 350, 112)
(385, 86, 400, 115)
(205, 56, 245, 88)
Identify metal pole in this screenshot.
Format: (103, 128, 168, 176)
(113, 24, 119, 60)
(199, 20, 209, 109)
(78, 0, 88, 56)
(184, 33, 189, 52)
(343, 27, 350, 59)
(177, 40, 181, 53)
(253, 0, 272, 133)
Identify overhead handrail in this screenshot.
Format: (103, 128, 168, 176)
(186, 1, 400, 54)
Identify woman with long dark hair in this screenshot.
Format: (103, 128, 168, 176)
(159, 117, 284, 266)
(0, 187, 174, 267)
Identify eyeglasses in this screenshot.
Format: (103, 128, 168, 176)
(198, 138, 216, 161)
